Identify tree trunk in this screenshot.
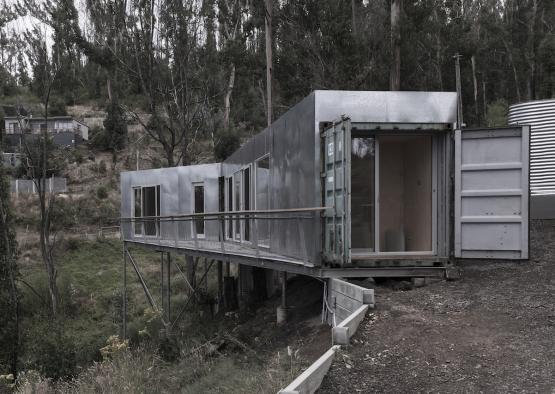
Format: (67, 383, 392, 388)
(504, 40, 521, 102)
(471, 55, 479, 118)
(526, 0, 538, 100)
(351, 0, 357, 36)
(223, 63, 236, 131)
(264, 0, 273, 127)
(390, 0, 402, 91)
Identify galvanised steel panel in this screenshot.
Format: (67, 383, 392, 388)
(120, 164, 220, 242)
(314, 91, 458, 124)
(122, 91, 458, 266)
(454, 127, 530, 259)
(509, 99, 555, 196)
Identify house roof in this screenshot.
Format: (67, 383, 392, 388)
(4, 115, 74, 120)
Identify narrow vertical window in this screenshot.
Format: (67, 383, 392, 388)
(243, 166, 251, 241)
(255, 156, 270, 246)
(142, 186, 158, 236)
(234, 172, 241, 240)
(227, 177, 233, 239)
(218, 177, 225, 240)
(193, 183, 205, 237)
(133, 187, 142, 235)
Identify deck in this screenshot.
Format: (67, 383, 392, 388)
(125, 237, 447, 278)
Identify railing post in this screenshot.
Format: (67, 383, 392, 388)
(174, 218, 178, 247)
(192, 215, 199, 249)
(252, 213, 260, 259)
(218, 214, 226, 255)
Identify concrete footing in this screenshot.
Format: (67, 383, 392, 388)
(276, 306, 288, 325)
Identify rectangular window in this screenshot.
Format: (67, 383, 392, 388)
(227, 177, 233, 239)
(193, 183, 205, 237)
(255, 156, 270, 247)
(133, 188, 142, 235)
(234, 172, 241, 240)
(133, 185, 160, 236)
(218, 177, 225, 240)
(243, 166, 251, 242)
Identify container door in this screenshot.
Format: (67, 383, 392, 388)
(454, 126, 530, 259)
(323, 118, 351, 265)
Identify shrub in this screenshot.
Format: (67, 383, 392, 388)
(214, 129, 241, 161)
(96, 186, 108, 200)
(24, 322, 77, 379)
(485, 99, 508, 127)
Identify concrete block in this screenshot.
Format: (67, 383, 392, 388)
(330, 278, 375, 305)
(279, 345, 340, 394)
(331, 290, 364, 314)
(332, 304, 369, 345)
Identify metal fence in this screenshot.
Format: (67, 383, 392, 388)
(10, 177, 68, 196)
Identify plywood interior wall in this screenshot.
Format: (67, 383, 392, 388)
(379, 136, 432, 251)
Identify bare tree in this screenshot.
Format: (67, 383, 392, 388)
(264, 0, 273, 126)
(390, 0, 402, 91)
(18, 31, 60, 316)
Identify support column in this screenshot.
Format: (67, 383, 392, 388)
(122, 243, 127, 339)
(161, 252, 171, 325)
(217, 260, 223, 311)
(223, 260, 237, 311)
(277, 271, 287, 325)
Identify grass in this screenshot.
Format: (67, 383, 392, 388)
(14, 238, 314, 392)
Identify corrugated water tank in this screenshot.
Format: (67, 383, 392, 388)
(509, 99, 555, 196)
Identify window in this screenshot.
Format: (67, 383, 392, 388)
(234, 172, 241, 240)
(133, 188, 142, 235)
(193, 183, 205, 237)
(133, 185, 161, 236)
(227, 177, 233, 239)
(255, 156, 270, 246)
(218, 177, 225, 239)
(243, 166, 251, 242)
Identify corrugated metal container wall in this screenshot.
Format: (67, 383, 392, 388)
(508, 99, 555, 195)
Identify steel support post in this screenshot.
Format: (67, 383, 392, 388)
(217, 260, 223, 308)
(277, 271, 287, 324)
(161, 252, 171, 324)
(122, 242, 127, 339)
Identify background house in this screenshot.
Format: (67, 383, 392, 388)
(3, 115, 89, 149)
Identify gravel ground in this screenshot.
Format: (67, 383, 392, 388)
(320, 220, 555, 393)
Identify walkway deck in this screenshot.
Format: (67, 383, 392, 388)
(125, 237, 447, 278)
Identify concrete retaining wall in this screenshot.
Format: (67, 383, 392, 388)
(279, 345, 340, 394)
(328, 278, 374, 324)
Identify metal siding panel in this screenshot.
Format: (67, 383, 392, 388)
(314, 91, 457, 124)
(454, 127, 529, 259)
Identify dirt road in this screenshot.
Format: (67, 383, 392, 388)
(320, 220, 555, 393)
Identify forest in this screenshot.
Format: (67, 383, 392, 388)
(1, 0, 555, 391)
(0, 0, 554, 155)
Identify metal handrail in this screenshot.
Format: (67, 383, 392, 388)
(119, 206, 329, 221)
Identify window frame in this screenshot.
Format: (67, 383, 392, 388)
(241, 164, 253, 244)
(132, 184, 161, 238)
(225, 176, 233, 241)
(254, 154, 271, 248)
(192, 182, 206, 239)
(233, 171, 242, 241)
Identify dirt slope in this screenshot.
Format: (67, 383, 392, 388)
(320, 220, 555, 393)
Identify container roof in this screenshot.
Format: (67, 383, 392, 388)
(314, 90, 458, 124)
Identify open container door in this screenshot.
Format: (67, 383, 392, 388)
(323, 117, 351, 266)
(454, 126, 530, 259)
